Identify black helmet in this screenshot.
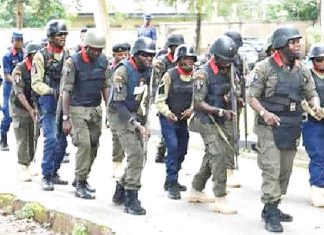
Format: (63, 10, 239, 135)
(308, 43, 324, 59)
(46, 19, 68, 37)
(25, 42, 42, 57)
(173, 44, 197, 62)
(209, 35, 237, 61)
(165, 34, 185, 48)
(224, 31, 243, 48)
(12, 30, 23, 40)
(131, 37, 156, 56)
(272, 25, 302, 49)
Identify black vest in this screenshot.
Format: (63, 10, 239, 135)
(313, 70, 324, 107)
(70, 53, 107, 107)
(40, 48, 69, 91)
(167, 68, 193, 119)
(159, 54, 176, 71)
(12, 62, 35, 110)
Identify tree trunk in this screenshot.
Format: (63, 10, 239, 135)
(195, 12, 202, 54)
(16, 0, 24, 29)
(94, 0, 111, 54)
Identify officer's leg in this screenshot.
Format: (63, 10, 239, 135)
(192, 151, 211, 191)
(224, 121, 235, 170)
(279, 150, 296, 196)
(112, 131, 125, 163)
(88, 107, 102, 176)
(0, 81, 12, 151)
(52, 132, 68, 185)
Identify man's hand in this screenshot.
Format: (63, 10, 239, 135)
(181, 108, 193, 120)
(136, 124, 149, 141)
(29, 109, 38, 123)
(63, 120, 72, 135)
(312, 106, 323, 120)
(263, 111, 281, 126)
(167, 113, 178, 122)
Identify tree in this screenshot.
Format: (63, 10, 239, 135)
(0, 0, 72, 28)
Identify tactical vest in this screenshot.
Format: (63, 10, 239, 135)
(70, 53, 107, 107)
(167, 68, 193, 119)
(40, 48, 69, 91)
(120, 59, 151, 112)
(158, 54, 176, 71)
(196, 63, 231, 124)
(312, 71, 324, 107)
(13, 62, 34, 110)
(260, 58, 303, 150)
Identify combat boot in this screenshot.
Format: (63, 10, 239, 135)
(226, 169, 241, 188)
(213, 196, 237, 214)
(187, 188, 215, 203)
(18, 164, 32, 182)
(72, 179, 96, 193)
(112, 181, 125, 205)
(263, 202, 283, 232)
(52, 172, 68, 185)
(41, 175, 54, 191)
(164, 180, 187, 191)
(124, 190, 146, 215)
(311, 185, 324, 207)
(75, 181, 95, 199)
(0, 133, 9, 151)
(167, 181, 181, 200)
(261, 204, 293, 222)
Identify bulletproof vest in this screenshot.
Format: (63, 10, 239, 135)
(166, 68, 193, 119)
(40, 48, 69, 91)
(70, 53, 107, 107)
(120, 59, 151, 112)
(261, 58, 303, 116)
(13, 62, 34, 110)
(158, 54, 176, 71)
(312, 71, 324, 107)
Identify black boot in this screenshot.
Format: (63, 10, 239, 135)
(164, 180, 187, 192)
(263, 203, 283, 233)
(167, 181, 181, 200)
(112, 182, 125, 205)
(52, 172, 68, 185)
(0, 133, 9, 151)
(75, 181, 95, 199)
(124, 190, 146, 215)
(72, 179, 96, 193)
(262, 205, 293, 222)
(41, 175, 54, 191)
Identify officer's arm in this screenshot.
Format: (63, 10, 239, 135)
(151, 28, 157, 41)
(12, 66, 34, 113)
(155, 72, 172, 117)
(3, 54, 12, 83)
(193, 71, 222, 115)
(102, 65, 111, 107)
(112, 66, 133, 122)
(61, 58, 76, 118)
(301, 66, 321, 109)
(31, 52, 53, 96)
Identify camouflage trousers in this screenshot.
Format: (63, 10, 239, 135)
(254, 122, 296, 203)
(12, 115, 37, 166)
(71, 106, 102, 181)
(190, 116, 229, 197)
(111, 130, 125, 163)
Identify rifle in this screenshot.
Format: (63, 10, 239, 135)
(55, 94, 63, 137)
(230, 63, 240, 170)
(32, 94, 41, 160)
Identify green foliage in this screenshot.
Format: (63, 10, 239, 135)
(0, 0, 74, 28)
(282, 0, 318, 20)
(72, 223, 88, 235)
(15, 203, 35, 219)
(306, 25, 324, 45)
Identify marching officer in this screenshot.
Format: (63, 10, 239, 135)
(247, 26, 321, 232)
(61, 29, 109, 199)
(187, 35, 239, 214)
(137, 13, 157, 42)
(155, 44, 196, 200)
(31, 19, 69, 191)
(1, 31, 24, 151)
(109, 37, 156, 215)
(301, 43, 324, 207)
(10, 42, 42, 182)
(154, 34, 185, 164)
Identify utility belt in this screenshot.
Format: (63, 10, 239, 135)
(261, 96, 302, 113)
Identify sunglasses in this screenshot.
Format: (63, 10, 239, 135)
(55, 32, 68, 37)
(138, 52, 155, 58)
(314, 57, 324, 63)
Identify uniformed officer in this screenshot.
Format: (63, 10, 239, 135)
(109, 36, 156, 215)
(301, 43, 324, 207)
(247, 26, 321, 232)
(108, 43, 130, 178)
(61, 29, 109, 199)
(10, 42, 42, 182)
(31, 19, 69, 191)
(154, 34, 185, 164)
(187, 36, 239, 214)
(0, 31, 24, 151)
(137, 13, 157, 42)
(155, 44, 196, 200)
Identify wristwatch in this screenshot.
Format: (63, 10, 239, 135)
(62, 115, 69, 121)
(218, 108, 224, 117)
(259, 109, 265, 117)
